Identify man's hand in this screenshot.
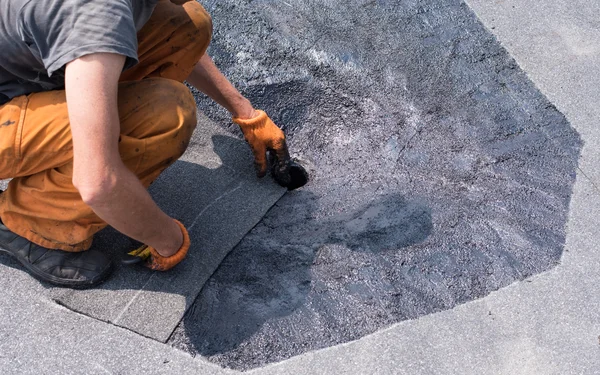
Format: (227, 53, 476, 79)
(187, 53, 308, 189)
(187, 55, 291, 177)
(124, 219, 190, 271)
(232, 110, 290, 178)
(65, 53, 185, 261)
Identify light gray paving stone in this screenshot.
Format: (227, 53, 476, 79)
(464, 0, 600, 187)
(0, 261, 235, 375)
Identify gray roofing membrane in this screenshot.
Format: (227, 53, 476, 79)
(168, 0, 581, 370)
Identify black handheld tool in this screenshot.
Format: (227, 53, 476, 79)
(268, 152, 309, 190)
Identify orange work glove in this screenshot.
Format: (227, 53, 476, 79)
(232, 110, 291, 179)
(125, 220, 191, 271)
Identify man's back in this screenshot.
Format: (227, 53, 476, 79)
(0, 0, 157, 105)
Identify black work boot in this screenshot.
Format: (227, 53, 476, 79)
(0, 221, 113, 288)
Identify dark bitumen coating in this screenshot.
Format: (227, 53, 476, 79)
(169, 0, 581, 370)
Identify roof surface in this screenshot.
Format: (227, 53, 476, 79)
(0, 0, 599, 374)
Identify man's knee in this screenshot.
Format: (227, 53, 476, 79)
(184, 1, 213, 51)
(120, 78, 196, 159)
(154, 79, 196, 158)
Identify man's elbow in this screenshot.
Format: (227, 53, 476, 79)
(73, 170, 118, 207)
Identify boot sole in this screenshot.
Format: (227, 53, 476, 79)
(0, 246, 114, 289)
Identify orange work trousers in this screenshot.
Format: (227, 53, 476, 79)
(0, 0, 212, 251)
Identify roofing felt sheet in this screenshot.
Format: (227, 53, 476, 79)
(53, 114, 286, 341)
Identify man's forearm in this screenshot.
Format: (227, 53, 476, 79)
(188, 53, 298, 181)
(186, 54, 256, 119)
(66, 53, 183, 257)
(84, 164, 183, 257)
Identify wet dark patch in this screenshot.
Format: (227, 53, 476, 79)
(170, 0, 581, 370)
(336, 196, 432, 253)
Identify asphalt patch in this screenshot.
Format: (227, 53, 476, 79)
(169, 0, 581, 369)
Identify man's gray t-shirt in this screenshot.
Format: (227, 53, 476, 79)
(0, 0, 158, 105)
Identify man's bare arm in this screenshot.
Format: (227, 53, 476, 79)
(65, 53, 182, 257)
(187, 53, 295, 180)
(187, 53, 256, 119)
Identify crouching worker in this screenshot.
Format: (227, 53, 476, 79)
(0, 0, 292, 287)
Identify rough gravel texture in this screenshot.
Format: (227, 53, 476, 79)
(169, 0, 581, 370)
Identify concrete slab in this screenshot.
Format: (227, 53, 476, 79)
(464, 0, 600, 186)
(0, 260, 234, 375)
(51, 113, 285, 342)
